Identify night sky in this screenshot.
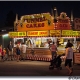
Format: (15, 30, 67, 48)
(0, 1, 80, 26)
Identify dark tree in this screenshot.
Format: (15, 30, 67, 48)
(5, 10, 16, 27)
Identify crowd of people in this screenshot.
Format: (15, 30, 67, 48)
(0, 41, 27, 62)
(0, 40, 80, 75)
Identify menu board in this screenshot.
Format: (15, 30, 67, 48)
(74, 53, 80, 64)
(62, 30, 80, 36)
(9, 32, 26, 37)
(50, 30, 61, 37)
(56, 12, 71, 30)
(27, 31, 49, 37)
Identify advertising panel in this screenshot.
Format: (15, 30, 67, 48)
(74, 18, 80, 30)
(50, 30, 61, 36)
(74, 53, 80, 64)
(9, 32, 26, 37)
(27, 31, 49, 37)
(62, 30, 80, 36)
(56, 12, 71, 30)
(15, 13, 54, 31)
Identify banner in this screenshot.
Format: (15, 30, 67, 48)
(62, 30, 73, 36)
(74, 53, 80, 64)
(50, 30, 61, 36)
(27, 31, 49, 37)
(56, 12, 71, 30)
(74, 18, 80, 30)
(14, 13, 54, 31)
(62, 30, 80, 36)
(9, 32, 26, 37)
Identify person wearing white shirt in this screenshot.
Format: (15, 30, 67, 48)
(21, 43, 27, 61)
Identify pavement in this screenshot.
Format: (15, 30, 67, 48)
(0, 60, 80, 76)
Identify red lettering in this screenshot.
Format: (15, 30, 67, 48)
(33, 24, 37, 27)
(39, 32, 47, 35)
(42, 23, 44, 27)
(25, 17, 46, 23)
(76, 25, 80, 29)
(26, 23, 44, 28)
(26, 24, 30, 28)
(75, 19, 79, 23)
(59, 24, 67, 29)
(30, 24, 33, 28)
(75, 19, 80, 23)
(35, 32, 38, 35)
(38, 23, 41, 27)
(59, 19, 68, 23)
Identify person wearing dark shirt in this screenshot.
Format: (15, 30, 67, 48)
(66, 40, 73, 48)
(16, 44, 20, 62)
(7, 41, 13, 61)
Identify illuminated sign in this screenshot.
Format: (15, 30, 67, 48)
(74, 18, 80, 30)
(14, 13, 54, 31)
(74, 53, 80, 64)
(62, 30, 80, 36)
(56, 12, 71, 30)
(9, 32, 18, 36)
(27, 31, 49, 36)
(9, 32, 26, 37)
(50, 30, 61, 36)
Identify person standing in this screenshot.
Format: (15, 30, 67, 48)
(16, 44, 21, 62)
(50, 42, 57, 60)
(7, 41, 13, 61)
(65, 43, 73, 75)
(21, 43, 27, 61)
(1, 48, 6, 61)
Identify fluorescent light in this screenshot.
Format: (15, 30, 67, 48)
(2, 34, 9, 37)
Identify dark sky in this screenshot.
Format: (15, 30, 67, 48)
(0, 1, 80, 26)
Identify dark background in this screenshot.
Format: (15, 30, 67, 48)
(0, 1, 80, 27)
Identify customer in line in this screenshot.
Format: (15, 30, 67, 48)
(50, 42, 57, 60)
(65, 43, 73, 75)
(16, 44, 21, 62)
(7, 41, 13, 61)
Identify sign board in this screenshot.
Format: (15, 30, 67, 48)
(74, 53, 80, 64)
(62, 30, 80, 36)
(56, 12, 71, 30)
(50, 30, 61, 36)
(62, 30, 73, 36)
(14, 13, 54, 31)
(9, 32, 26, 37)
(27, 31, 49, 37)
(74, 18, 80, 30)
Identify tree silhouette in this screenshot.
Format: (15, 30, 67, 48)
(5, 10, 16, 27)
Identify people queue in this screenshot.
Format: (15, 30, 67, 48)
(0, 41, 27, 62)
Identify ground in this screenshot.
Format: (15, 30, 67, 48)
(0, 60, 80, 76)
